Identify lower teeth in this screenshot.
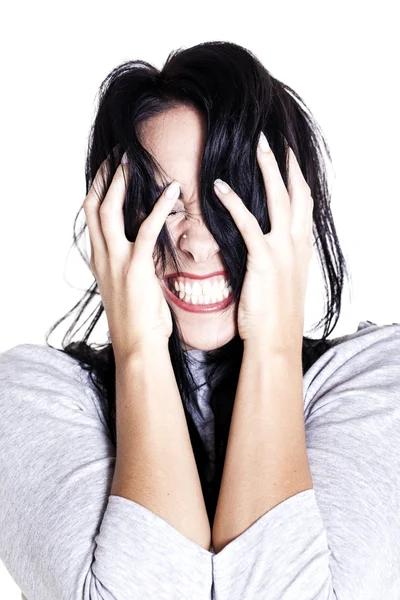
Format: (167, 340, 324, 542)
(173, 287, 232, 305)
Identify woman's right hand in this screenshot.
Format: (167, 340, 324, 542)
(83, 154, 181, 363)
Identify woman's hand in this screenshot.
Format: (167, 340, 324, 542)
(83, 154, 180, 362)
(213, 132, 314, 352)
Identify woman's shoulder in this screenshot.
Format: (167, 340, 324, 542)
(328, 319, 400, 348)
(0, 342, 83, 372)
(311, 319, 400, 367)
(0, 342, 99, 415)
(303, 320, 400, 413)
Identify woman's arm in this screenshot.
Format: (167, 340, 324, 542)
(0, 343, 213, 599)
(111, 338, 212, 551)
(208, 325, 400, 600)
(210, 138, 315, 554)
(212, 341, 313, 553)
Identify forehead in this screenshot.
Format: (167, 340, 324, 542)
(137, 106, 206, 202)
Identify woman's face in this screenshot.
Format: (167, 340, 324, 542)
(137, 105, 238, 352)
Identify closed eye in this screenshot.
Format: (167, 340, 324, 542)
(167, 208, 191, 219)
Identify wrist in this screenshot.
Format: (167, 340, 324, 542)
(114, 336, 170, 365)
(243, 337, 303, 360)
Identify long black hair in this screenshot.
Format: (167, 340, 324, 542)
(45, 41, 349, 529)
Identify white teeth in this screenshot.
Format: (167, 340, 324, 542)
(202, 280, 212, 295)
(175, 285, 233, 305)
(170, 277, 233, 305)
(192, 281, 202, 296)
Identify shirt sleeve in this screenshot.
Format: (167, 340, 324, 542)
(211, 323, 400, 599)
(0, 344, 213, 600)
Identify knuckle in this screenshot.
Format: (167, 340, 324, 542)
(291, 229, 313, 254)
(261, 149, 277, 166)
(290, 228, 305, 244)
(114, 165, 128, 186)
(267, 230, 289, 251)
(83, 196, 93, 212)
(239, 216, 256, 235)
(90, 258, 102, 278)
(99, 201, 112, 217)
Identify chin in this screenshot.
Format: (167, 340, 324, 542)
(180, 332, 237, 352)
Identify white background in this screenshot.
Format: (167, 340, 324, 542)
(0, 0, 399, 596)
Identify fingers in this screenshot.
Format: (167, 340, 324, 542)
(256, 136, 313, 240)
(133, 180, 181, 264)
(286, 147, 314, 239)
(83, 158, 110, 267)
(213, 179, 265, 261)
(213, 136, 314, 260)
(84, 154, 180, 275)
(98, 163, 136, 261)
(256, 132, 291, 234)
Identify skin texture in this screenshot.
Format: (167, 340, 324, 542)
(110, 342, 212, 550)
(137, 106, 239, 352)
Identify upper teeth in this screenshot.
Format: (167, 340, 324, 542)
(173, 278, 230, 296)
(170, 277, 233, 304)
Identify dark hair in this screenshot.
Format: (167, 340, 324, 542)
(45, 41, 349, 529)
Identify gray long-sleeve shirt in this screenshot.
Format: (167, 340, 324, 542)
(0, 320, 399, 599)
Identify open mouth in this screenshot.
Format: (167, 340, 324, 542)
(162, 276, 235, 314)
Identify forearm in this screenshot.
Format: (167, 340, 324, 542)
(212, 342, 313, 553)
(110, 340, 211, 550)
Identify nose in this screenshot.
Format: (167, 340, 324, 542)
(179, 218, 220, 263)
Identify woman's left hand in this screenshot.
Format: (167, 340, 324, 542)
(213, 133, 314, 352)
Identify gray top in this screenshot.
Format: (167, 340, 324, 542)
(0, 320, 399, 599)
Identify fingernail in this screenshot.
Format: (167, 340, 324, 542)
(258, 131, 270, 152)
(121, 152, 128, 164)
(166, 180, 180, 198)
(214, 178, 230, 194)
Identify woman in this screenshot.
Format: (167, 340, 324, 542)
(1, 41, 399, 599)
